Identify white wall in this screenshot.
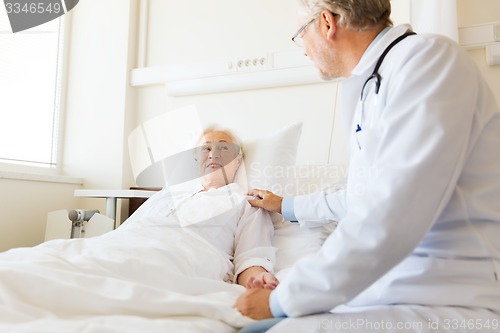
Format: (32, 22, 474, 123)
(136, 0, 347, 170)
(0, 0, 138, 252)
(63, 0, 137, 190)
(0, 176, 81, 252)
(61, 0, 139, 221)
(457, 0, 500, 106)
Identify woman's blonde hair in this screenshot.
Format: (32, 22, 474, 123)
(198, 126, 244, 158)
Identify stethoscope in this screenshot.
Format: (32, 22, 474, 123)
(356, 30, 416, 149)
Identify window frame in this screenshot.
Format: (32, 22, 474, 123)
(0, 14, 70, 176)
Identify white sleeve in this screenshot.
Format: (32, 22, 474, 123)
(293, 188, 348, 224)
(232, 203, 276, 282)
(275, 36, 481, 316)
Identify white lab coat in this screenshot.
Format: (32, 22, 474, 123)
(275, 24, 500, 317)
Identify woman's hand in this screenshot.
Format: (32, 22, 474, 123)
(245, 271, 279, 290)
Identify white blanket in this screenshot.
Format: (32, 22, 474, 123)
(0, 219, 254, 332)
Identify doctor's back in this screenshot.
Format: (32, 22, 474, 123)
(341, 28, 500, 310)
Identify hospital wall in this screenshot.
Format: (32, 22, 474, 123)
(458, 0, 500, 98)
(0, 0, 499, 252)
(0, 0, 137, 252)
(134, 0, 343, 168)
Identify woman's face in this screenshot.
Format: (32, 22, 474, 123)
(196, 131, 242, 189)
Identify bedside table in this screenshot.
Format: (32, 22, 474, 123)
(74, 188, 159, 222)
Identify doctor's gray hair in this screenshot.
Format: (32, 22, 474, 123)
(298, 0, 393, 30)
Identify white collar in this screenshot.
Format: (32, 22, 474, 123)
(351, 24, 413, 77)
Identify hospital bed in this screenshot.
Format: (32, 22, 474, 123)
(0, 121, 346, 333)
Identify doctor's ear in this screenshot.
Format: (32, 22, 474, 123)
(321, 10, 338, 39)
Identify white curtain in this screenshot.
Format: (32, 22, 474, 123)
(410, 0, 459, 42)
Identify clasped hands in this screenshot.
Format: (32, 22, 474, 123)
(235, 271, 278, 320)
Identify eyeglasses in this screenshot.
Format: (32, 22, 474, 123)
(291, 17, 316, 47)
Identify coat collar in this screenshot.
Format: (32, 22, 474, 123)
(351, 24, 413, 77)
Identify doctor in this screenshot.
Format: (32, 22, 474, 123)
(235, 0, 500, 331)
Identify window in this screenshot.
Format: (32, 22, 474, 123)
(0, 8, 65, 169)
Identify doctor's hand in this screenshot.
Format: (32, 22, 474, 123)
(247, 189, 283, 213)
(234, 288, 273, 320)
(245, 272, 279, 290)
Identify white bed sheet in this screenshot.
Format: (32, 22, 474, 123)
(0, 159, 345, 332)
(0, 219, 254, 332)
(267, 304, 500, 333)
(0, 214, 335, 332)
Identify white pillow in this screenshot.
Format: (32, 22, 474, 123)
(270, 164, 345, 277)
(284, 164, 347, 197)
(273, 221, 337, 279)
(235, 122, 303, 195)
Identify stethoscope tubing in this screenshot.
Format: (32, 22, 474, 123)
(360, 30, 417, 101)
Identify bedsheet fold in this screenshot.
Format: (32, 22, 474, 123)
(0, 219, 253, 332)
